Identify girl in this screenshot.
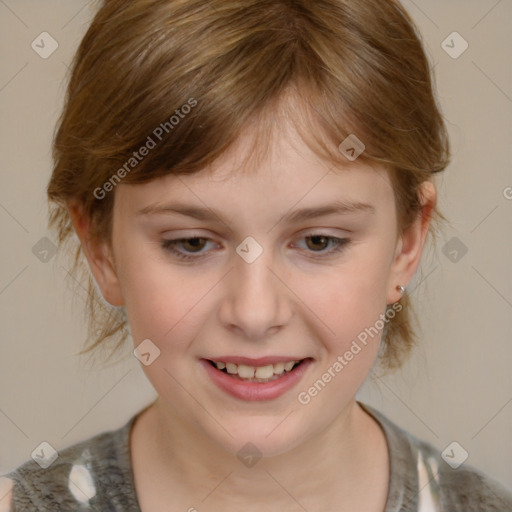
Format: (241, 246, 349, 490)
(2, 0, 511, 510)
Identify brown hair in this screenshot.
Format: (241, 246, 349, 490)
(47, 0, 449, 371)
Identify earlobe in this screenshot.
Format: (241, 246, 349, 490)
(67, 200, 125, 307)
(387, 181, 437, 304)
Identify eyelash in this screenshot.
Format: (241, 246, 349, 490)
(160, 234, 351, 261)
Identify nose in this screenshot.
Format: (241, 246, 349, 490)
(218, 245, 292, 341)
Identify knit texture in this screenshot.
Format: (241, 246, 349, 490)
(3, 402, 512, 511)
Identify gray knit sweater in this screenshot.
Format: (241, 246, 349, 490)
(2, 403, 511, 511)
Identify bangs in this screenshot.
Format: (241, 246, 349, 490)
(108, 82, 373, 187)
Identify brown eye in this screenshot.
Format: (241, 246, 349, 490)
(181, 237, 207, 252)
(160, 237, 215, 261)
(305, 235, 330, 252)
(294, 234, 350, 258)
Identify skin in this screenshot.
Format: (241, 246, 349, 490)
(68, 114, 436, 511)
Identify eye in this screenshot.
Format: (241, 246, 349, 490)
(294, 234, 350, 257)
(160, 234, 350, 262)
(160, 237, 215, 261)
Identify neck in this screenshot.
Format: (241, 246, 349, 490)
(131, 398, 389, 511)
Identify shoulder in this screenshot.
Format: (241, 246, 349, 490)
(359, 402, 512, 512)
(412, 436, 512, 511)
(0, 416, 140, 512)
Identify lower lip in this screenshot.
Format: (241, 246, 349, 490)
(200, 359, 313, 401)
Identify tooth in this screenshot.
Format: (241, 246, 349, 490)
(255, 364, 274, 379)
(237, 364, 255, 378)
(221, 360, 301, 379)
(273, 362, 285, 375)
(226, 363, 238, 374)
(283, 361, 295, 372)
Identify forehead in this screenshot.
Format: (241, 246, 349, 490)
(115, 114, 393, 216)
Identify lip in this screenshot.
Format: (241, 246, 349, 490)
(199, 357, 313, 402)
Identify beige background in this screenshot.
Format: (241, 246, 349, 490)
(1, 0, 511, 493)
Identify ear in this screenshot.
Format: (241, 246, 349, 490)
(386, 181, 437, 304)
(67, 200, 125, 307)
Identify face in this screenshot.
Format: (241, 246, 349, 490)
(79, 118, 431, 457)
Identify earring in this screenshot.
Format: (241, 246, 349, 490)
(396, 285, 405, 295)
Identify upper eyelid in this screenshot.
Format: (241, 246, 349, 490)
(160, 226, 353, 239)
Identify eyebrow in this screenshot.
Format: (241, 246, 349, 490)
(137, 199, 375, 224)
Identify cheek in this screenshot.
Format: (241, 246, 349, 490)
(116, 246, 197, 346)
(292, 252, 391, 348)
(293, 262, 390, 414)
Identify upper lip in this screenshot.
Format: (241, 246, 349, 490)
(204, 356, 310, 366)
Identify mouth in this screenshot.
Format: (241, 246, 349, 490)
(200, 357, 313, 401)
(207, 358, 306, 383)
